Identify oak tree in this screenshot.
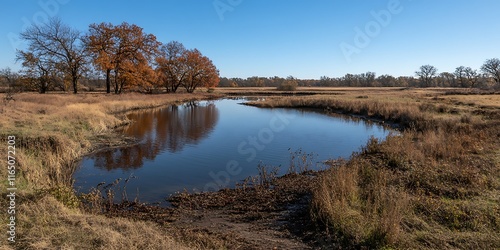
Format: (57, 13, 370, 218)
(83, 22, 115, 93)
(183, 49, 219, 93)
(84, 22, 160, 93)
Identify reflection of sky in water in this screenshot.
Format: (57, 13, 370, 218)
(74, 98, 390, 204)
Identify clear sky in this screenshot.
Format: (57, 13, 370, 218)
(1, 0, 499, 79)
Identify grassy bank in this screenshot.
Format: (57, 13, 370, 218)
(247, 89, 500, 249)
(0, 92, 220, 249)
(1, 88, 498, 249)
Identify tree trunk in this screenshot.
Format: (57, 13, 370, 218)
(106, 69, 111, 93)
(119, 79, 125, 94)
(72, 78, 78, 94)
(40, 80, 47, 94)
(114, 70, 119, 94)
(172, 81, 180, 93)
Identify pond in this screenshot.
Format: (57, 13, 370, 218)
(74, 98, 390, 204)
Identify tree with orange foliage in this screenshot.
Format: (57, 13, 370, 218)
(156, 43, 219, 93)
(84, 22, 160, 94)
(183, 49, 219, 93)
(120, 56, 159, 93)
(83, 22, 115, 93)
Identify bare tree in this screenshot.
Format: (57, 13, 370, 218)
(438, 72, 455, 87)
(342, 73, 360, 87)
(463, 67, 479, 88)
(16, 51, 54, 93)
(0, 68, 20, 90)
(156, 41, 188, 93)
(454, 66, 469, 88)
(415, 65, 437, 87)
(377, 74, 397, 87)
(359, 72, 376, 86)
(481, 58, 500, 85)
(18, 18, 86, 94)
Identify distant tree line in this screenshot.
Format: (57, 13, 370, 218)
(218, 59, 500, 89)
(2, 18, 219, 94)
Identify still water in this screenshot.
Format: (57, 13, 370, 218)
(74, 98, 390, 203)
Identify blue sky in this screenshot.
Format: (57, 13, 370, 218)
(1, 0, 499, 79)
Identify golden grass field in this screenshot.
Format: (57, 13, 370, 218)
(245, 88, 500, 249)
(0, 92, 219, 249)
(0, 87, 498, 249)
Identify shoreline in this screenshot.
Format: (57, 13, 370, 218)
(3, 88, 499, 249)
(76, 94, 395, 206)
(241, 101, 402, 130)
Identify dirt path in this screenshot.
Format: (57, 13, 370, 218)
(107, 173, 322, 249)
(171, 208, 311, 249)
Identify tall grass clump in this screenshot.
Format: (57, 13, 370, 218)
(311, 157, 409, 248)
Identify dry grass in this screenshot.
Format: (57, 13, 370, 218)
(14, 196, 189, 250)
(0, 92, 219, 249)
(312, 158, 409, 247)
(250, 88, 500, 249)
(0, 88, 498, 249)
(442, 94, 500, 108)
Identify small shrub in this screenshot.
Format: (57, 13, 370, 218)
(277, 82, 297, 91)
(36, 186, 81, 209)
(277, 76, 298, 91)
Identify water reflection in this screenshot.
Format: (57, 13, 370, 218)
(92, 101, 219, 170)
(76, 99, 391, 203)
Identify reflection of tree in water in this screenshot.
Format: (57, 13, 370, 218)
(92, 101, 219, 170)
